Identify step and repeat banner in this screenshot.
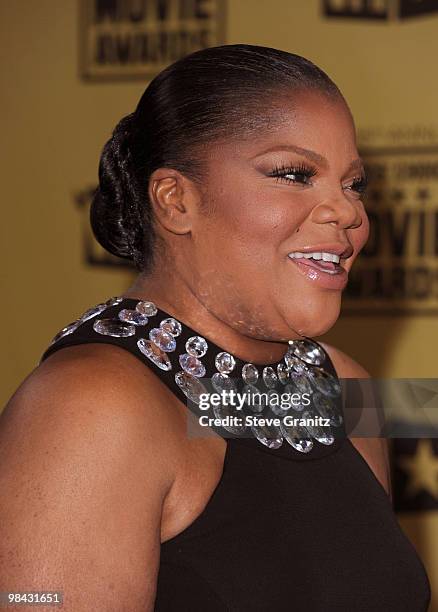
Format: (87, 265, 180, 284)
(2, 0, 437, 607)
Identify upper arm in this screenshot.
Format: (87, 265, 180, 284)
(318, 341, 392, 502)
(0, 346, 176, 611)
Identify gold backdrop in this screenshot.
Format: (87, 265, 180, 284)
(1, 0, 437, 608)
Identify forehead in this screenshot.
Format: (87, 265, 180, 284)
(206, 90, 358, 164)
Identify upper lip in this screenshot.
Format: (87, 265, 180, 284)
(287, 243, 354, 259)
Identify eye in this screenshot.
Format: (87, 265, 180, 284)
(267, 162, 317, 185)
(345, 174, 368, 197)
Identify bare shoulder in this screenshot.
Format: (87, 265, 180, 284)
(0, 343, 181, 611)
(5, 341, 185, 435)
(317, 341, 371, 378)
(1, 342, 182, 509)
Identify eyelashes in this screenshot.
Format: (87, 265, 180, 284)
(349, 174, 368, 195)
(267, 162, 368, 196)
(268, 162, 317, 185)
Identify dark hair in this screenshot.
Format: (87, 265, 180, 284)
(90, 44, 342, 273)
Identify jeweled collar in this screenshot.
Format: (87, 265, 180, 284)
(42, 295, 345, 455)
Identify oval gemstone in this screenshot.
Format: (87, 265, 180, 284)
(312, 392, 343, 427)
(135, 300, 158, 316)
(251, 422, 283, 449)
(266, 388, 283, 406)
(276, 363, 289, 384)
(118, 308, 149, 326)
(105, 296, 124, 307)
(179, 353, 206, 377)
(149, 327, 176, 352)
(283, 383, 308, 412)
(175, 371, 208, 405)
(308, 366, 341, 397)
(137, 339, 172, 371)
(211, 372, 237, 394)
(50, 320, 81, 345)
(185, 335, 208, 358)
(301, 410, 334, 445)
(280, 420, 314, 453)
(215, 351, 236, 374)
(284, 352, 309, 374)
(268, 389, 291, 417)
(159, 317, 182, 337)
(93, 318, 136, 338)
(79, 303, 107, 322)
(289, 371, 313, 395)
(262, 366, 278, 389)
(288, 339, 326, 366)
(213, 402, 248, 435)
(242, 384, 267, 413)
(242, 363, 259, 385)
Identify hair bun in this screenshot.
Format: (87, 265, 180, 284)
(90, 112, 146, 269)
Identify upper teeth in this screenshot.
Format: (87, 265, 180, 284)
(288, 251, 340, 264)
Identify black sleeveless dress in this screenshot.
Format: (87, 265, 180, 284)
(39, 296, 431, 612)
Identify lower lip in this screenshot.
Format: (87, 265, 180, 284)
(287, 257, 348, 290)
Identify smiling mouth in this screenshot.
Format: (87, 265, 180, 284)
(287, 252, 345, 275)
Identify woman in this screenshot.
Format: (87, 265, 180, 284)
(0, 45, 431, 611)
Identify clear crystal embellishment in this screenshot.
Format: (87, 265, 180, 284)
(179, 353, 206, 377)
(308, 367, 341, 397)
(312, 392, 343, 427)
(93, 318, 136, 337)
(211, 372, 237, 394)
(80, 303, 107, 322)
(137, 339, 172, 370)
(106, 296, 124, 307)
(284, 352, 309, 374)
(262, 366, 278, 389)
(185, 336, 208, 358)
(289, 371, 313, 395)
(251, 422, 283, 449)
(242, 363, 259, 385)
(215, 352, 236, 374)
(242, 384, 267, 413)
(288, 339, 326, 366)
(175, 371, 208, 405)
(277, 363, 289, 384)
(50, 320, 81, 345)
(118, 308, 149, 326)
(135, 300, 158, 316)
(269, 389, 291, 416)
(149, 327, 176, 351)
(213, 402, 247, 435)
(160, 317, 182, 337)
(280, 420, 313, 453)
(283, 383, 307, 412)
(301, 410, 334, 445)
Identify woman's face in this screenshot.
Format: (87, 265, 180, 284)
(183, 89, 369, 340)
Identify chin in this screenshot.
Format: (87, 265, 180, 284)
(282, 295, 341, 338)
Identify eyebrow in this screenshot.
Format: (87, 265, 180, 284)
(251, 144, 364, 175)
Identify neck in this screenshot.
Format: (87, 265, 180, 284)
(121, 271, 301, 366)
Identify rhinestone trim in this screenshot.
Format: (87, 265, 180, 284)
(46, 296, 344, 454)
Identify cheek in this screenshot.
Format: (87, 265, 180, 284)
(204, 190, 306, 256)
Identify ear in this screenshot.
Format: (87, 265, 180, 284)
(148, 167, 200, 235)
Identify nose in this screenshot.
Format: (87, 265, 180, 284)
(310, 194, 363, 230)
